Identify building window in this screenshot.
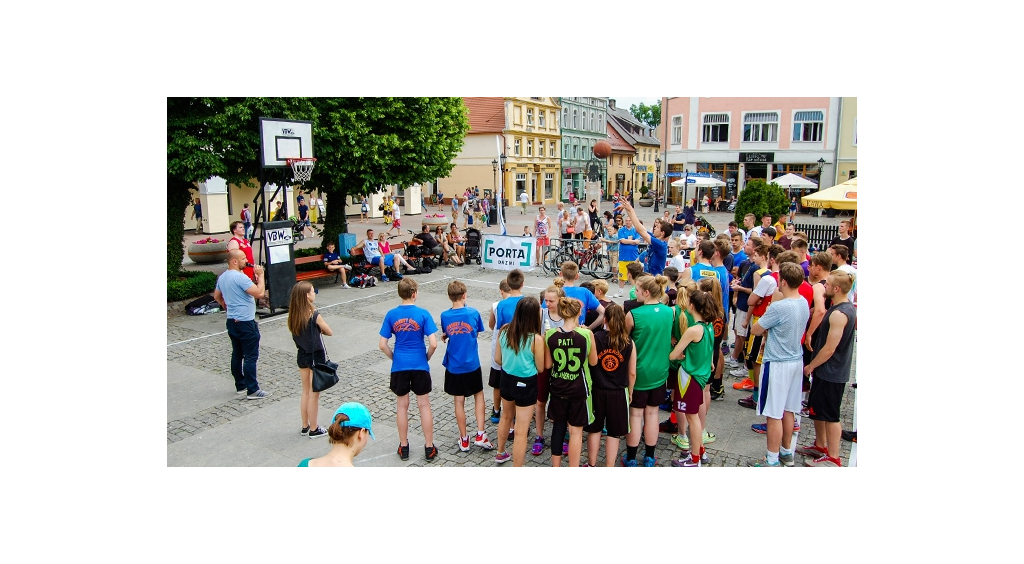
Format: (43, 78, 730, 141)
(598, 114, 603, 132)
(539, 111, 545, 127)
(544, 173, 553, 199)
(573, 144, 578, 159)
(573, 109, 578, 129)
(527, 140, 533, 156)
(514, 107, 521, 125)
(539, 140, 545, 155)
(527, 108, 534, 126)
(793, 111, 824, 142)
(618, 155, 623, 166)
(743, 112, 779, 142)
(514, 138, 521, 155)
(516, 173, 526, 195)
(563, 108, 568, 129)
(702, 113, 729, 143)
(590, 111, 595, 131)
(672, 116, 682, 144)
(551, 141, 557, 157)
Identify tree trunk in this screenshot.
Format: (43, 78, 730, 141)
(320, 187, 350, 252)
(168, 175, 194, 279)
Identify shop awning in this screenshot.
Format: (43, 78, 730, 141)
(802, 177, 857, 210)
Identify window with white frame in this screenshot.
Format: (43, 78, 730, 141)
(672, 116, 682, 144)
(539, 140, 545, 155)
(598, 113, 603, 132)
(702, 113, 729, 143)
(573, 143, 578, 159)
(527, 140, 533, 156)
(551, 141, 557, 157)
(573, 109, 578, 129)
(793, 111, 824, 142)
(514, 138, 521, 155)
(539, 111, 546, 127)
(527, 108, 533, 126)
(743, 112, 778, 142)
(563, 108, 568, 129)
(590, 111, 595, 131)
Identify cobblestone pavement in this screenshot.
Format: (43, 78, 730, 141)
(168, 266, 857, 467)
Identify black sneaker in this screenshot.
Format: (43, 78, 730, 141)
(842, 430, 857, 443)
(308, 426, 328, 439)
(659, 418, 675, 433)
(710, 390, 725, 401)
(737, 396, 756, 409)
(301, 426, 310, 435)
(398, 443, 410, 461)
(425, 444, 439, 461)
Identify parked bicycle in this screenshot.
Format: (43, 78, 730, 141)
(542, 238, 613, 279)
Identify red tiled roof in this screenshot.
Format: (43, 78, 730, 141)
(607, 121, 634, 151)
(463, 97, 505, 134)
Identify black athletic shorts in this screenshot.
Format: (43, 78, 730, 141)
(745, 334, 765, 369)
(548, 394, 591, 428)
(488, 367, 502, 389)
(629, 382, 667, 410)
(807, 378, 845, 423)
(444, 367, 484, 397)
(584, 387, 630, 437)
(296, 349, 327, 369)
(500, 372, 538, 407)
(390, 369, 432, 397)
(802, 344, 814, 392)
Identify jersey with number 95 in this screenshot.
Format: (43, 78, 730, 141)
(545, 327, 593, 401)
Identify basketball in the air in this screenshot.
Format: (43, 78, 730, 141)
(593, 140, 612, 159)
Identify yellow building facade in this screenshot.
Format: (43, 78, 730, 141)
(835, 97, 857, 183)
(502, 97, 562, 205)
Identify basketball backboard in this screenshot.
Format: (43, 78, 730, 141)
(259, 118, 313, 168)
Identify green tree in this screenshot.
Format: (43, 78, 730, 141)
(301, 97, 468, 250)
(629, 102, 662, 129)
(734, 179, 790, 226)
(167, 97, 469, 279)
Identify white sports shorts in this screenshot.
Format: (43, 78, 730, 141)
(756, 360, 803, 420)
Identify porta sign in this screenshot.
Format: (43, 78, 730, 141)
(265, 227, 293, 247)
(482, 235, 536, 271)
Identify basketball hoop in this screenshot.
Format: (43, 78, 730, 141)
(286, 158, 317, 183)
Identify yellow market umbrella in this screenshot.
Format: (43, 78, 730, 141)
(802, 177, 857, 210)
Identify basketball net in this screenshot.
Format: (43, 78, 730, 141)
(286, 158, 316, 183)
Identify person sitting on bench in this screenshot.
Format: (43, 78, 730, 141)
(413, 224, 444, 263)
(359, 228, 402, 281)
(323, 241, 353, 289)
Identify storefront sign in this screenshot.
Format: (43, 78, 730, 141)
(615, 174, 625, 180)
(739, 152, 774, 163)
(482, 235, 536, 271)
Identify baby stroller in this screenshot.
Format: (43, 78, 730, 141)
(464, 227, 482, 265)
(291, 219, 305, 242)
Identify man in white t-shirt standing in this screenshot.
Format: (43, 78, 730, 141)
(519, 191, 530, 214)
(386, 201, 402, 237)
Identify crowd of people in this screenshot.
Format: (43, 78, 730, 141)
(210, 192, 857, 467)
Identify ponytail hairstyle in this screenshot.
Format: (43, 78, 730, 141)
(500, 296, 542, 354)
(634, 275, 665, 301)
(556, 296, 582, 321)
(327, 412, 361, 446)
(552, 276, 565, 288)
(287, 281, 316, 336)
(697, 278, 724, 321)
(604, 303, 630, 352)
(675, 279, 698, 334)
(689, 289, 719, 324)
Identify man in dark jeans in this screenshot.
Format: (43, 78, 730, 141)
(213, 250, 271, 399)
(412, 224, 445, 265)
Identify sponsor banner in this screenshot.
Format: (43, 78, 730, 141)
(482, 235, 536, 271)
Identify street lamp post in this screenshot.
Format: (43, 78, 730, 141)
(492, 159, 498, 201)
(654, 157, 662, 213)
(629, 160, 636, 199)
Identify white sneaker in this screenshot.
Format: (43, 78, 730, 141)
(473, 433, 495, 450)
(614, 292, 623, 298)
(729, 367, 748, 377)
(342, 284, 352, 289)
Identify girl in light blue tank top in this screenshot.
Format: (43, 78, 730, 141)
(500, 331, 539, 378)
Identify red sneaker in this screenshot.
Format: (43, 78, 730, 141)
(804, 455, 841, 467)
(796, 444, 828, 458)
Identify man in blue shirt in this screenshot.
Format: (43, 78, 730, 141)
(322, 242, 353, 289)
(620, 200, 669, 276)
(296, 195, 314, 238)
(379, 278, 439, 461)
(213, 250, 270, 399)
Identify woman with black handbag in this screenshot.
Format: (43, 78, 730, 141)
(288, 281, 335, 439)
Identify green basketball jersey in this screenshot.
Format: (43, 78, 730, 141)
(680, 321, 714, 388)
(630, 303, 674, 391)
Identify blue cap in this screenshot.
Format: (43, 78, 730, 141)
(333, 402, 375, 440)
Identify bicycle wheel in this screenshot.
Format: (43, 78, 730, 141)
(586, 254, 613, 279)
(542, 247, 563, 275)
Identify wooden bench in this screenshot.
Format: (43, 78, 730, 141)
(350, 242, 407, 278)
(404, 239, 442, 269)
(294, 254, 342, 284)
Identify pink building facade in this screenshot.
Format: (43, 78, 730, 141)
(658, 97, 840, 206)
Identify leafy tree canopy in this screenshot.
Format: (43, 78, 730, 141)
(629, 102, 661, 129)
(733, 179, 790, 225)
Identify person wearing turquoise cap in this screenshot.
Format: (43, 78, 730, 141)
(298, 403, 375, 467)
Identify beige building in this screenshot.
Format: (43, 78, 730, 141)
(607, 99, 661, 199)
(834, 97, 857, 184)
(436, 97, 506, 206)
(502, 97, 562, 205)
